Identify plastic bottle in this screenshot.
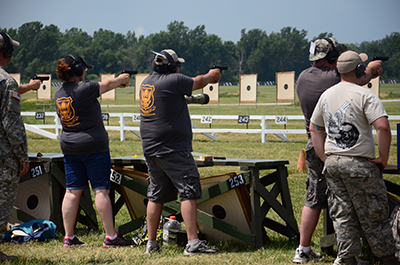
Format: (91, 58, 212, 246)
(163, 215, 182, 245)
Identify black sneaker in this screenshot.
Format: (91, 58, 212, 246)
(144, 242, 162, 254)
(63, 236, 85, 248)
(184, 240, 217, 256)
(102, 233, 132, 248)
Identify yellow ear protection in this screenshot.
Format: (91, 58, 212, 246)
(0, 32, 14, 58)
(67, 54, 85, 76)
(324, 38, 339, 65)
(161, 51, 180, 73)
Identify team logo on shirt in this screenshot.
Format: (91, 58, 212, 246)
(323, 99, 359, 149)
(140, 84, 156, 115)
(56, 96, 80, 127)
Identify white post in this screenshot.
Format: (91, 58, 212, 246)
(119, 113, 125, 141)
(261, 116, 266, 143)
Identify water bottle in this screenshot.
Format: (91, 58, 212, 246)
(163, 215, 181, 245)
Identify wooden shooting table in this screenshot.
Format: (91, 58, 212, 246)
(11, 153, 98, 231)
(320, 165, 400, 255)
(110, 156, 299, 247)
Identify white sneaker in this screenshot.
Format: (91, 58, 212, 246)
(293, 247, 322, 263)
(333, 256, 369, 265)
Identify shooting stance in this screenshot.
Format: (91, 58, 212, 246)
(140, 49, 221, 255)
(55, 54, 132, 248)
(310, 51, 398, 265)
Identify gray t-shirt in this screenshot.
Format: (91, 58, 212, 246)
(297, 66, 340, 137)
(55, 81, 109, 155)
(140, 72, 194, 156)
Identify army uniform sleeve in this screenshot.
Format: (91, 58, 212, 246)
(0, 78, 28, 166)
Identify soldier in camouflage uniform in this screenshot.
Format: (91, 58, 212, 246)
(0, 32, 30, 261)
(310, 51, 398, 265)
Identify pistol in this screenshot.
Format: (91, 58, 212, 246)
(32, 75, 50, 82)
(212, 65, 228, 71)
(372, 56, 389, 62)
(121, 70, 138, 76)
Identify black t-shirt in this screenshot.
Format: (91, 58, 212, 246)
(55, 81, 109, 155)
(140, 72, 194, 156)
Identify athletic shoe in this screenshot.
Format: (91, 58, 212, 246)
(333, 256, 369, 265)
(183, 240, 218, 256)
(102, 232, 132, 248)
(293, 247, 322, 263)
(63, 236, 85, 248)
(144, 241, 162, 254)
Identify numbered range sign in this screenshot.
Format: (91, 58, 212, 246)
(238, 115, 249, 124)
(110, 169, 123, 185)
(275, 116, 288, 124)
(132, 114, 140, 122)
(201, 115, 212, 124)
(35, 112, 45, 120)
(227, 174, 245, 190)
(30, 164, 45, 178)
(102, 113, 109, 121)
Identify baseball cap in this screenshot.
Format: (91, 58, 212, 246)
(336, 51, 368, 74)
(309, 38, 347, 61)
(64, 54, 93, 70)
(0, 32, 20, 49)
(153, 49, 185, 66)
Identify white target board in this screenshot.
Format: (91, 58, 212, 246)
(13, 174, 51, 221)
(276, 71, 295, 101)
(363, 76, 380, 97)
(203, 83, 219, 103)
(135, 74, 149, 102)
(239, 74, 257, 103)
(10, 73, 21, 85)
(101, 74, 116, 100)
(36, 74, 52, 100)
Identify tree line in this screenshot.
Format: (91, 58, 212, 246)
(2, 21, 399, 83)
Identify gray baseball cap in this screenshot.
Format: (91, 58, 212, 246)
(0, 32, 20, 49)
(309, 38, 347, 61)
(153, 49, 185, 66)
(337, 51, 368, 74)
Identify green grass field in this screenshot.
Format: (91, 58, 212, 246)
(1, 84, 399, 264)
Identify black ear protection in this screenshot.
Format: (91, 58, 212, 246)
(355, 63, 366, 78)
(67, 54, 85, 76)
(324, 38, 339, 65)
(0, 32, 14, 58)
(161, 51, 179, 73)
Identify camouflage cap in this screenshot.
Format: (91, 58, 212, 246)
(0, 32, 20, 49)
(153, 49, 185, 66)
(309, 38, 347, 61)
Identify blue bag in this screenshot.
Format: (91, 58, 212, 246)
(4, 219, 57, 243)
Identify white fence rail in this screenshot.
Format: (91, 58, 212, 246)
(22, 112, 399, 143)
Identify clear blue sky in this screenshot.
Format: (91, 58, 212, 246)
(1, 0, 399, 44)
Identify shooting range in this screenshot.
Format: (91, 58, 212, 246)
(10, 73, 21, 85)
(101, 74, 116, 101)
(36, 74, 52, 101)
(203, 83, 219, 103)
(276, 71, 295, 103)
(134, 74, 149, 102)
(239, 74, 257, 103)
(363, 76, 380, 97)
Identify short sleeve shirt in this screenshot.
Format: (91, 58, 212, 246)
(140, 72, 194, 156)
(311, 82, 388, 158)
(55, 81, 109, 155)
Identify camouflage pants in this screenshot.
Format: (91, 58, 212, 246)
(0, 166, 19, 233)
(324, 155, 397, 259)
